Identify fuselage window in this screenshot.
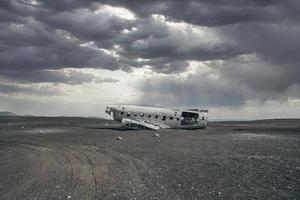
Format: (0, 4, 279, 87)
(140, 113, 144, 117)
(170, 117, 173, 120)
(127, 113, 131, 117)
(162, 116, 166, 121)
(120, 112, 124, 115)
(155, 115, 158, 119)
(148, 114, 151, 118)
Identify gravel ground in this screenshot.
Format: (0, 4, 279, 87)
(0, 117, 299, 200)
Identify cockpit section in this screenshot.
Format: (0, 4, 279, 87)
(181, 111, 200, 125)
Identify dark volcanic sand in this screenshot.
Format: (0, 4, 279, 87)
(0, 117, 299, 200)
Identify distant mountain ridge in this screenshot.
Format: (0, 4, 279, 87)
(0, 111, 17, 116)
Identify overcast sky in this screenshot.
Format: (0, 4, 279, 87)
(0, 0, 300, 119)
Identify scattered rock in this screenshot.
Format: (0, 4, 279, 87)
(21, 125, 25, 129)
(67, 195, 71, 199)
(37, 130, 43, 135)
(153, 133, 160, 137)
(218, 192, 222, 195)
(157, 139, 161, 143)
(116, 136, 123, 140)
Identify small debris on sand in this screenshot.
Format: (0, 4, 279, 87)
(116, 136, 123, 140)
(0, 117, 299, 200)
(37, 130, 44, 135)
(153, 133, 160, 137)
(21, 125, 25, 129)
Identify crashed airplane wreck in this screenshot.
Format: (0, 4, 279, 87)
(105, 105, 208, 130)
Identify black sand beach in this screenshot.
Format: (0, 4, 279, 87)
(0, 117, 299, 200)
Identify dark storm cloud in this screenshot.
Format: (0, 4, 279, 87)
(1, 70, 118, 85)
(0, 20, 126, 71)
(107, 0, 300, 26)
(0, 0, 299, 107)
(152, 61, 189, 74)
(138, 74, 246, 107)
(126, 0, 300, 106)
(38, 7, 137, 48)
(2, 0, 298, 67)
(0, 82, 60, 96)
(137, 58, 300, 108)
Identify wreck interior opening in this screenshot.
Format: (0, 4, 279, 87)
(181, 112, 199, 125)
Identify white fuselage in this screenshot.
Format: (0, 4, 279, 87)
(105, 105, 208, 129)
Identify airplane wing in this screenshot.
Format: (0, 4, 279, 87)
(121, 118, 161, 130)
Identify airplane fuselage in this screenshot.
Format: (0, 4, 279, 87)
(105, 105, 208, 130)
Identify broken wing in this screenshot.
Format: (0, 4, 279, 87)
(121, 118, 160, 130)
